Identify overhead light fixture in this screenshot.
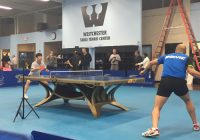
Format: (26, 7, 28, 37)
(0, 5, 13, 10)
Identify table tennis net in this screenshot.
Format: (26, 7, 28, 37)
(49, 70, 103, 78)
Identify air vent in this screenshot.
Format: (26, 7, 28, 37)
(37, 22, 48, 31)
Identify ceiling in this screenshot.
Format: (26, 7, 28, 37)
(1, 0, 200, 18)
(0, 0, 62, 18)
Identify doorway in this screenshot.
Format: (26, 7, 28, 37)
(142, 45, 152, 60)
(165, 43, 180, 54)
(44, 41, 62, 68)
(17, 43, 36, 68)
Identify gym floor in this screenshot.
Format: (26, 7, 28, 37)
(0, 85, 200, 140)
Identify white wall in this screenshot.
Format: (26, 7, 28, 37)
(62, 0, 142, 48)
(142, 8, 189, 48)
(8, 29, 62, 58)
(142, 1, 190, 81)
(191, 2, 200, 41)
(0, 36, 11, 49)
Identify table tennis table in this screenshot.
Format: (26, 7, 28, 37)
(22, 75, 144, 117)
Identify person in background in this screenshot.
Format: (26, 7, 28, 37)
(135, 53, 150, 71)
(81, 48, 92, 70)
(1, 52, 10, 67)
(2, 62, 12, 71)
(46, 51, 57, 70)
(141, 44, 200, 137)
(109, 48, 121, 71)
(66, 50, 81, 70)
(10, 55, 18, 69)
(24, 53, 48, 99)
(134, 50, 143, 70)
(24, 61, 30, 69)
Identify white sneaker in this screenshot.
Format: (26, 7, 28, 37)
(142, 128, 160, 137)
(24, 94, 28, 99)
(193, 123, 200, 131)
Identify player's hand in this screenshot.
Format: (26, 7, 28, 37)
(45, 69, 49, 72)
(135, 63, 138, 66)
(35, 67, 40, 70)
(139, 70, 145, 75)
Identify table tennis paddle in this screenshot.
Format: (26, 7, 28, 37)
(40, 66, 45, 71)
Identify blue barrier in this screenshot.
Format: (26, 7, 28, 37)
(0, 70, 154, 88)
(0, 130, 31, 140)
(0, 130, 74, 140)
(103, 70, 154, 87)
(127, 70, 154, 87)
(31, 131, 73, 140)
(0, 70, 38, 88)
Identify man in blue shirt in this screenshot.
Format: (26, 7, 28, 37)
(141, 44, 200, 137)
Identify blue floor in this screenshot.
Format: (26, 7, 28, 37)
(0, 85, 200, 140)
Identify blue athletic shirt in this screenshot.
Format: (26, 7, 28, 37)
(158, 53, 192, 79)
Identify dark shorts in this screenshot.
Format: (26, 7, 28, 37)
(157, 77, 188, 97)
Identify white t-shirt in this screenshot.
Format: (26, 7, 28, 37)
(138, 57, 150, 69)
(29, 61, 46, 76)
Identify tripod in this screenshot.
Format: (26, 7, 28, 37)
(13, 57, 39, 122)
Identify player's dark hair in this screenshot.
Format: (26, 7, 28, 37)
(36, 53, 42, 58)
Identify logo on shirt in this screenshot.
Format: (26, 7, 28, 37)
(81, 2, 108, 28)
(165, 55, 186, 60)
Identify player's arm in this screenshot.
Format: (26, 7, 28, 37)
(43, 64, 49, 72)
(31, 64, 45, 72)
(29, 63, 38, 72)
(31, 67, 40, 72)
(140, 59, 158, 75)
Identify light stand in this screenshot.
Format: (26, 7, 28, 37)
(13, 54, 39, 122)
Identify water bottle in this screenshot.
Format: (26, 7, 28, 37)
(149, 71, 151, 79)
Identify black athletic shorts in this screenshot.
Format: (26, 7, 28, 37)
(157, 77, 188, 97)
